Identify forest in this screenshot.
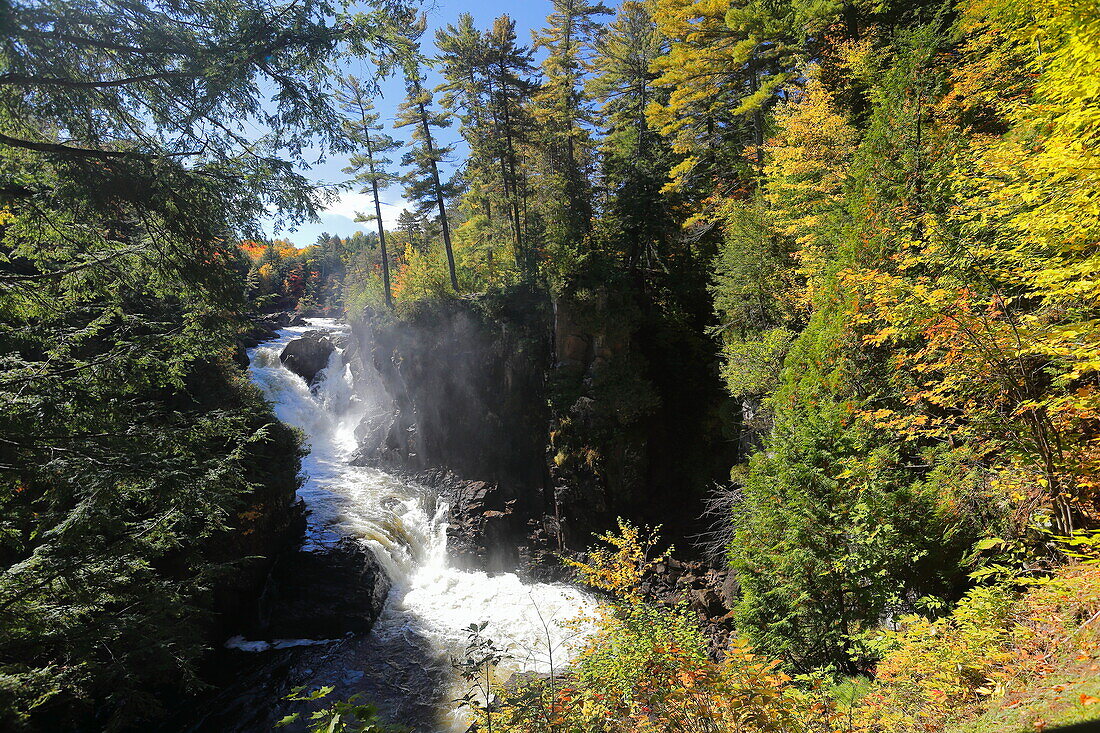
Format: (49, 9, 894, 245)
(1, 0, 1099, 731)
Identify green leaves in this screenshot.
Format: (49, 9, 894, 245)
(0, 0, 388, 725)
(288, 684, 339, 702)
(279, 687, 407, 732)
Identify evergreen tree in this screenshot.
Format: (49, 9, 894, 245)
(485, 16, 539, 273)
(0, 0, 407, 724)
(531, 0, 611, 279)
(435, 14, 506, 270)
(396, 62, 460, 290)
(396, 208, 430, 254)
(435, 14, 492, 171)
(589, 0, 672, 272)
(339, 75, 401, 307)
(436, 14, 538, 277)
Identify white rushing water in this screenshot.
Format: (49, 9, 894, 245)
(245, 319, 596, 730)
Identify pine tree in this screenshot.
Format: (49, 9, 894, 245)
(396, 65, 460, 290)
(589, 0, 671, 271)
(435, 14, 506, 269)
(396, 208, 429, 254)
(485, 15, 539, 273)
(436, 14, 538, 277)
(531, 0, 611, 277)
(435, 14, 492, 163)
(339, 75, 401, 307)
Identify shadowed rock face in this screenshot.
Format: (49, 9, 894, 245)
(341, 292, 554, 577)
(342, 286, 732, 584)
(258, 540, 391, 639)
(280, 331, 335, 384)
(348, 292, 553, 518)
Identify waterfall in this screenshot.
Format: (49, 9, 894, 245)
(244, 319, 596, 730)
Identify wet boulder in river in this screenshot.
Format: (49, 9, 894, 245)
(258, 540, 391, 639)
(279, 331, 334, 384)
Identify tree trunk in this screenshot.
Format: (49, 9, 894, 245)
(418, 99, 459, 290)
(363, 134, 393, 308)
(487, 72, 523, 264)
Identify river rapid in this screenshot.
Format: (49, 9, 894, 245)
(237, 319, 596, 731)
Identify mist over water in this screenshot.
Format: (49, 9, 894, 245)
(245, 319, 596, 730)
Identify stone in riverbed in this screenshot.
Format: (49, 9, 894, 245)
(258, 539, 390, 639)
(279, 331, 334, 384)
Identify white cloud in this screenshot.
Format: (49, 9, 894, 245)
(323, 190, 406, 231)
(259, 189, 411, 246)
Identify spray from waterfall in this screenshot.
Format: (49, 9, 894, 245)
(244, 319, 597, 731)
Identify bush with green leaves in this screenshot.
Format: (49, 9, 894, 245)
(278, 686, 408, 733)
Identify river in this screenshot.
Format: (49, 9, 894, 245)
(233, 319, 595, 731)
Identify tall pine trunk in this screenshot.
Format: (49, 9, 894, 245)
(417, 99, 459, 290)
(364, 134, 393, 308)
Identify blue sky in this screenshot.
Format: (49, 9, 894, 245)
(264, 0, 554, 246)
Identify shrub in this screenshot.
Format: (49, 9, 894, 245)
(487, 521, 836, 733)
(849, 563, 1100, 732)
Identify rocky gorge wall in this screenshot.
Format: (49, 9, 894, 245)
(349, 290, 551, 501)
(343, 289, 553, 572)
(342, 285, 735, 576)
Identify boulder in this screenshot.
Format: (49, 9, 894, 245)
(258, 540, 390, 639)
(232, 340, 250, 369)
(280, 331, 334, 383)
(690, 588, 726, 616)
(240, 311, 300, 347)
(351, 406, 416, 468)
(397, 471, 525, 573)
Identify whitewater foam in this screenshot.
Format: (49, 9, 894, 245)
(244, 319, 597, 730)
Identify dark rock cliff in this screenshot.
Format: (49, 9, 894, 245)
(547, 284, 736, 549)
(345, 289, 552, 572)
(256, 540, 390, 639)
(350, 290, 551, 496)
(342, 284, 734, 575)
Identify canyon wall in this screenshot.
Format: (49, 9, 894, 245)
(346, 286, 734, 573)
